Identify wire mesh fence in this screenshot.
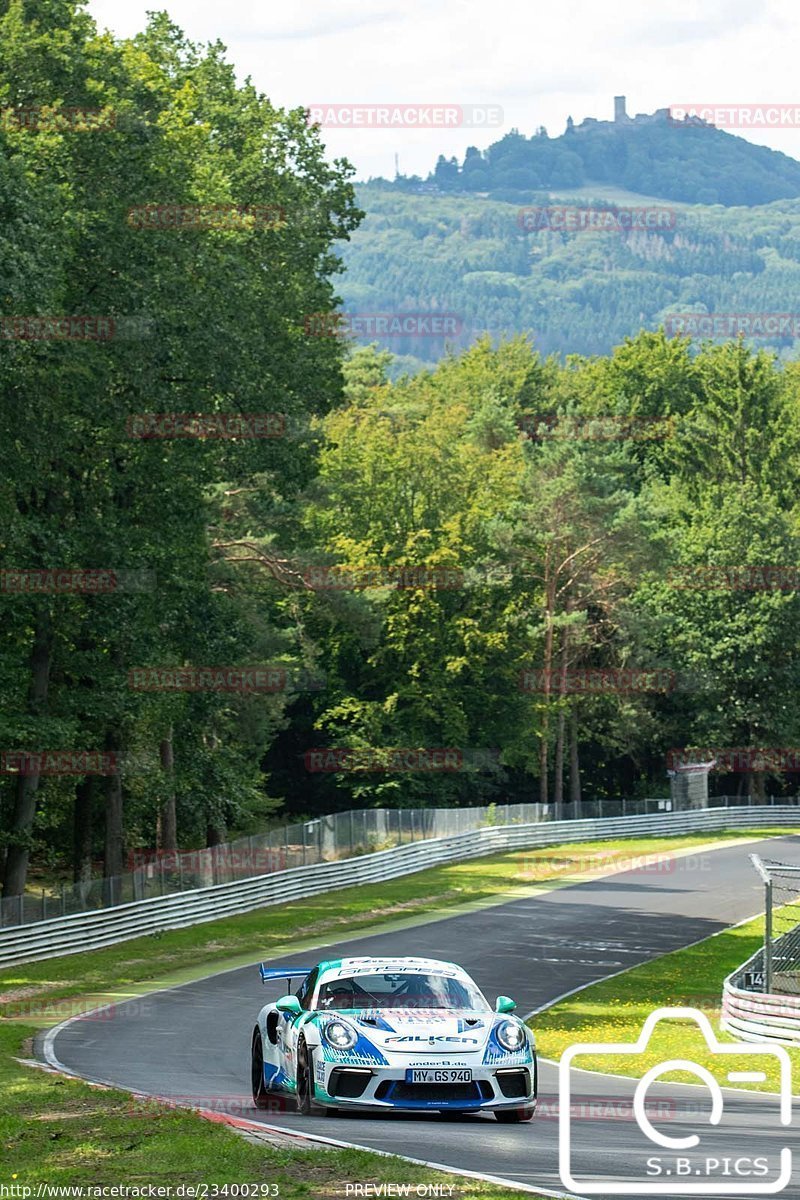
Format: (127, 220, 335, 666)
(748, 854, 800, 995)
(2, 792, 796, 929)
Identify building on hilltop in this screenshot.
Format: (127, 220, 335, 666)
(566, 97, 706, 135)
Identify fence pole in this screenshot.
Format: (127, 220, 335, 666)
(41, 889, 46, 921)
(61, 884, 66, 916)
(765, 878, 773, 994)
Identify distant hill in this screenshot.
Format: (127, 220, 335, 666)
(336, 186, 800, 364)
(376, 99, 800, 209)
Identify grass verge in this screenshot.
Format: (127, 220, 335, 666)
(532, 909, 800, 1093)
(0, 829, 779, 1010)
(0, 1023, 540, 1199)
(0, 827, 792, 1194)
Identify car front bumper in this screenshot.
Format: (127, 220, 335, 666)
(316, 1058, 537, 1112)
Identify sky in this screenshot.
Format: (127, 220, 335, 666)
(86, 0, 800, 182)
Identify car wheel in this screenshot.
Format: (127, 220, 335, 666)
(251, 1028, 271, 1110)
(296, 1035, 316, 1115)
(495, 1106, 535, 1123)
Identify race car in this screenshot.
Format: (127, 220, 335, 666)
(250, 955, 536, 1120)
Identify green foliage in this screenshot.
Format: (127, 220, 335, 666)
(337, 187, 800, 361)
(399, 116, 800, 207)
(0, 0, 359, 887)
(278, 331, 800, 811)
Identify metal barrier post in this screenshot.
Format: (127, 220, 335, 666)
(751, 854, 774, 993)
(765, 877, 773, 993)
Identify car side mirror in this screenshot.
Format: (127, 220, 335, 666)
(276, 994, 302, 1016)
(495, 995, 516, 1013)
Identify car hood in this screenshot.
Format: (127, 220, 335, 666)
(321, 1007, 494, 1055)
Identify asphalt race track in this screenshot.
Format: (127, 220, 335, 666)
(46, 835, 800, 1199)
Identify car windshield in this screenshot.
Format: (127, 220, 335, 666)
(316, 971, 490, 1011)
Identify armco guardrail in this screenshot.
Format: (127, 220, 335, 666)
(4, 796, 682, 928)
(1, 805, 798, 969)
(722, 950, 800, 1046)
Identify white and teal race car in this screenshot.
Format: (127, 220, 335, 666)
(251, 955, 536, 1121)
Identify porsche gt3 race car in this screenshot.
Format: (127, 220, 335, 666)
(250, 955, 537, 1120)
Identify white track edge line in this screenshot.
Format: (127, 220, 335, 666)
(40, 833, 794, 1198)
(525, 905, 800, 1099)
(41, 1022, 585, 1199)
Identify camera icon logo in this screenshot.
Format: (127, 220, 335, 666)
(559, 1006, 792, 1195)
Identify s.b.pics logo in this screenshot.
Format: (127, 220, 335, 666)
(559, 1008, 792, 1194)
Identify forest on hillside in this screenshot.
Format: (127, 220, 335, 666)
(399, 118, 800, 206)
(337, 187, 800, 363)
(3, 4, 800, 898)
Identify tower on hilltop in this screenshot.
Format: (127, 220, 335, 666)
(614, 95, 627, 123)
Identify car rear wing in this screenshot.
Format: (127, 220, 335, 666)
(259, 964, 312, 986)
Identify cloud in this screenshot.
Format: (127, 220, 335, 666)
(85, 0, 800, 181)
(224, 7, 399, 41)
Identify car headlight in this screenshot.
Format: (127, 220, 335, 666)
(323, 1019, 357, 1050)
(495, 1019, 526, 1052)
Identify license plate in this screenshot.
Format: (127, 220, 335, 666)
(406, 1068, 472, 1083)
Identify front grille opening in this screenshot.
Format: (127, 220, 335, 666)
(328, 1068, 371, 1099)
(389, 1081, 483, 1103)
(496, 1068, 530, 1099)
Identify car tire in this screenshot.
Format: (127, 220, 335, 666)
(495, 1106, 535, 1123)
(296, 1035, 318, 1116)
(251, 1028, 271, 1110)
